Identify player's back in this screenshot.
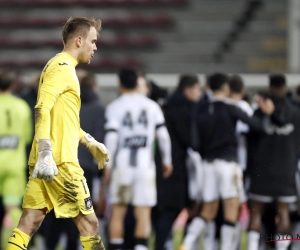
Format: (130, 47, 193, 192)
(0, 94, 32, 167)
(106, 93, 162, 169)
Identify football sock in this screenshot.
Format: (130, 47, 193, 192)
(220, 222, 236, 250)
(183, 216, 206, 249)
(1, 208, 22, 249)
(80, 234, 105, 250)
(134, 238, 148, 250)
(108, 238, 123, 250)
(276, 235, 291, 250)
(247, 230, 260, 250)
(6, 228, 30, 250)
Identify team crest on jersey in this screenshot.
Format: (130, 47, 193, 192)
(84, 197, 93, 210)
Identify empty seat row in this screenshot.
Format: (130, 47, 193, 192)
(0, 57, 143, 70)
(0, 35, 158, 49)
(0, 0, 187, 7)
(0, 15, 173, 28)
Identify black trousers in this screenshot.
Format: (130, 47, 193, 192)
(152, 206, 181, 250)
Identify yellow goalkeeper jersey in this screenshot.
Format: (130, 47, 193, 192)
(28, 52, 85, 166)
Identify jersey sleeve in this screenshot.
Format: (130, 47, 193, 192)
(229, 105, 269, 132)
(79, 128, 86, 141)
(105, 104, 120, 132)
(35, 64, 70, 139)
(104, 104, 119, 169)
(24, 102, 33, 145)
(154, 103, 165, 129)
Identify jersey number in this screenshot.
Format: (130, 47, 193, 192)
(122, 110, 148, 129)
(122, 110, 148, 166)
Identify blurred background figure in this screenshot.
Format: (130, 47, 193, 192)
(0, 69, 32, 249)
(102, 68, 173, 250)
(247, 74, 300, 250)
(153, 74, 201, 250)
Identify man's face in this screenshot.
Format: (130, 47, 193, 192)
(184, 83, 202, 103)
(78, 27, 98, 64)
(137, 76, 149, 96)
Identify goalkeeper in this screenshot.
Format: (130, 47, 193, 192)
(6, 17, 110, 250)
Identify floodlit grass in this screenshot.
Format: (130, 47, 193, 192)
(171, 229, 248, 250)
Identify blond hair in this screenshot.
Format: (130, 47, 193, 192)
(62, 17, 102, 45)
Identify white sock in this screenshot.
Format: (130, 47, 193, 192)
(109, 238, 124, 250)
(183, 217, 206, 249)
(134, 245, 148, 250)
(203, 221, 216, 250)
(276, 235, 291, 250)
(233, 222, 241, 250)
(247, 230, 260, 250)
(220, 224, 236, 250)
(291, 222, 300, 250)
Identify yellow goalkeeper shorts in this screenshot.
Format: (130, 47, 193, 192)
(22, 162, 94, 218)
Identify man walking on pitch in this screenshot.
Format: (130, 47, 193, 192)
(6, 17, 110, 250)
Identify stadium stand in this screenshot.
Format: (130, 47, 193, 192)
(0, 0, 188, 7)
(0, 35, 158, 49)
(0, 0, 287, 73)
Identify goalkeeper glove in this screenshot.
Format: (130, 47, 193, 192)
(80, 133, 110, 170)
(32, 139, 58, 183)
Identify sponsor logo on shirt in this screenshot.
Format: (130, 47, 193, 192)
(123, 136, 147, 148)
(0, 135, 19, 149)
(266, 124, 294, 135)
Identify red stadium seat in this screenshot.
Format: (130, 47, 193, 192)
(0, 15, 173, 28)
(0, 0, 188, 7)
(0, 35, 158, 49)
(0, 57, 143, 71)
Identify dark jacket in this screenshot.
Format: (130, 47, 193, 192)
(79, 86, 105, 173)
(248, 96, 300, 196)
(192, 98, 269, 162)
(157, 90, 195, 209)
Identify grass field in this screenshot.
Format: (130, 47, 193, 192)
(171, 229, 248, 250)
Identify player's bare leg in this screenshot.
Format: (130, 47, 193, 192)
(180, 200, 219, 250)
(134, 206, 151, 250)
(275, 202, 291, 250)
(73, 212, 105, 250)
(6, 208, 46, 250)
(247, 199, 265, 250)
(109, 204, 127, 250)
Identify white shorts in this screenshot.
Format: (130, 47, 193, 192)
(186, 149, 203, 203)
(249, 193, 297, 203)
(202, 159, 242, 202)
(109, 166, 156, 207)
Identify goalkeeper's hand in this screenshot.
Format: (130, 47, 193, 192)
(80, 133, 110, 170)
(32, 139, 58, 183)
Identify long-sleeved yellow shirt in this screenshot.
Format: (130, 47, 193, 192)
(28, 52, 86, 166)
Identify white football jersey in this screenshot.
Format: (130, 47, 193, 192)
(105, 93, 165, 169)
(236, 100, 253, 171)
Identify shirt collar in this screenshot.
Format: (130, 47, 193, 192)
(61, 52, 78, 67)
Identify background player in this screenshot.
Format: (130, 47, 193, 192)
(0, 70, 32, 249)
(180, 73, 277, 250)
(101, 68, 173, 250)
(247, 74, 300, 250)
(6, 17, 110, 250)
